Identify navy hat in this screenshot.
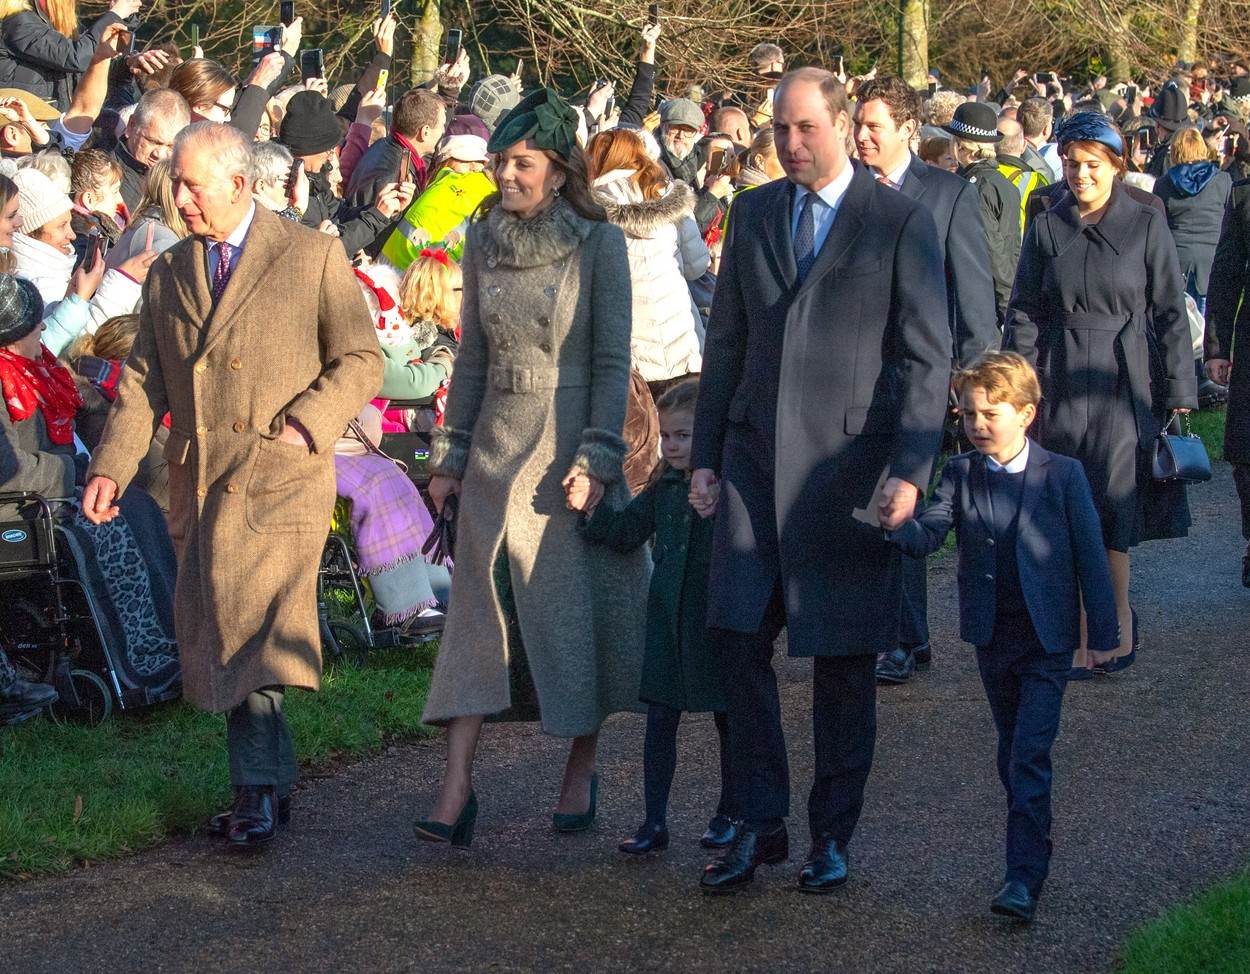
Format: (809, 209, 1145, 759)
(1055, 111, 1125, 155)
(1151, 81, 1189, 128)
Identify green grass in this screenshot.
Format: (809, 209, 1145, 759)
(0, 647, 435, 880)
(1189, 407, 1226, 462)
(1119, 873, 1250, 974)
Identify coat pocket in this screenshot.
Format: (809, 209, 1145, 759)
(244, 439, 333, 534)
(163, 429, 191, 465)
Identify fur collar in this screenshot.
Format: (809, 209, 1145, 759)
(481, 197, 594, 269)
(593, 178, 694, 238)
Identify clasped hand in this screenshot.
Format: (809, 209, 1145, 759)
(562, 470, 604, 514)
(877, 477, 919, 531)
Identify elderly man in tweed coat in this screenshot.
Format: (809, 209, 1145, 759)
(84, 123, 382, 850)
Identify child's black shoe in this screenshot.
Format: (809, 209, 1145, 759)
(700, 814, 736, 849)
(619, 821, 669, 855)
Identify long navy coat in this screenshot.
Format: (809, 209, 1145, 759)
(690, 163, 952, 657)
(1205, 178, 1250, 464)
(1004, 182, 1197, 551)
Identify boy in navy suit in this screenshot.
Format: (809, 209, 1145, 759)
(887, 351, 1118, 923)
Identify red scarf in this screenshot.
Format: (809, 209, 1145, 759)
(392, 132, 430, 193)
(0, 345, 83, 445)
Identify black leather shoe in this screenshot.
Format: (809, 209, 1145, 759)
(207, 791, 291, 838)
(990, 880, 1037, 922)
(875, 647, 915, 685)
(797, 836, 849, 893)
(619, 821, 669, 855)
(226, 785, 279, 849)
(913, 641, 932, 670)
(700, 814, 737, 849)
(0, 677, 57, 723)
(700, 825, 788, 894)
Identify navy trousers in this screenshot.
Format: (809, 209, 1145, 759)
(975, 631, 1069, 897)
(715, 586, 878, 842)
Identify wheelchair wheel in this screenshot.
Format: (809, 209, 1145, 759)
(48, 669, 113, 726)
(324, 619, 369, 669)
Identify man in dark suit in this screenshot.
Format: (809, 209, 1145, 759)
(689, 68, 952, 894)
(853, 76, 1000, 685)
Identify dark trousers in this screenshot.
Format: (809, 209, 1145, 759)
(1234, 463, 1250, 540)
(715, 586, 878, 843)
(899, 551, 929, 647)
(226, 686, 297, 795)
(642, 704, 732, 825)
(975, 632, 1069, 897)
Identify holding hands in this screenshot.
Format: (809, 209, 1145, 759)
(563, 470, 604, 515)
(689, 469, 720, 519)
(877, 477, 919, 531)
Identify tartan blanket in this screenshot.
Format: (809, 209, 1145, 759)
(334, 453, 434, 575)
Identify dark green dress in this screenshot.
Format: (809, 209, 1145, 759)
(581, 467, 723, 713)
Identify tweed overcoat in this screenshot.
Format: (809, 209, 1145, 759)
(423, 199, 649, 738)
(88, 205, 382, 712)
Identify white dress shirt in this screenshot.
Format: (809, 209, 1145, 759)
(984, 438, 1030, 474)
(790, 161, 855, 256)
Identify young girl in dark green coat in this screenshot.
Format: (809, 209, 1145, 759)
(581, 380, 735, 854)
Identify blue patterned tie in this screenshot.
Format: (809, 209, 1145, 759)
(794, 191, 816, 283)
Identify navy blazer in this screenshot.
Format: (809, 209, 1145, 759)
(898, 155, 1000, 367)
(888, 442, 1118, 654)
(691, 162, 952, 655)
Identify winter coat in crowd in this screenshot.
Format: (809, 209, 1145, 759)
(657, 139, 726, 235)
(0, 376, 80, 496)
(106, 207, 182, 268)
(88, 206, 383, 712)
(300, 164, 395, 258)
(0, 7, 123, 112)
(592, 172, 708, 383)
(1205, 178, 1250, 464)
(423, 197, 649, 737)
(111, 139, 147, 215)
(1004, 181, 1198, 551)
(581, 465, 722, 712)
(1152, 160, 1233, 297)
(957, 158, 1021, 324)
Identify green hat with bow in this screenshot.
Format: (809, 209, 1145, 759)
(486, 87, 580, 159)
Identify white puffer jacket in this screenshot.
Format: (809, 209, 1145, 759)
(12, 231, 143, 337)
(592, 171, 709, 383)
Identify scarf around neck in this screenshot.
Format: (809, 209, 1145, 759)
(0, 344, 83, 444)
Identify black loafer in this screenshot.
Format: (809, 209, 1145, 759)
(619, 821, 669, 855)
(990, 880, 1037, 922)
(912, 641, 932, 670)
(207, 791, 291, 837)
(797, 836, 849, 893)
(700, 825, 788, 894)
(700, 814, 737, 849)
(225, 785, 280, 850)
(875, 647, 916, 685)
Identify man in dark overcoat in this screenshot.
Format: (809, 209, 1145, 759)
(690, 68, 952, 894)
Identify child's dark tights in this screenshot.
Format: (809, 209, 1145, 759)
(643, 703, 733, 826)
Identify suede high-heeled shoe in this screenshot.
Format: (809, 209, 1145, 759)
(553, 773, 598, 833)
(414, 790, 478, 848)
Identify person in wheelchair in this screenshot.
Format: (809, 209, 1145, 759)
(0, 645, 57, 723)
(0, 274, 178, 716)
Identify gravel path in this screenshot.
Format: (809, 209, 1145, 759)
(2, 465, 1245, 974)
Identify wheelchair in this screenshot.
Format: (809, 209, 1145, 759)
(0, 491, 180, 726)
(318, 424, 442, 668)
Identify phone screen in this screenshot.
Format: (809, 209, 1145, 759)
(280, 1, 294, 26)
(190, 24, 199, 50)
(707, 148, 727, 176)
(300, 49, 324, 79)
(381, 0, 392, 18)
(252, 25, 280, 64)
(398, 152, 411, 185)
(443, 28, 462, 65)
(285, 159, 304, 202)
(648, 1, 659, 22)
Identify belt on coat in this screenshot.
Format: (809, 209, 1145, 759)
(1043, 310, 1137, 332)
(488, 364, 590, 393)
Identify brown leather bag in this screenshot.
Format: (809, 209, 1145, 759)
(622, 368, 659, 496)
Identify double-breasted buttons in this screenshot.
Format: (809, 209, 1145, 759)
(196, 486, 208, 498)
(196, 425, 207, 436)
(487, 256, 499, 268)
(230, 358, 242, 370)
(226, 483, 239, 494)
(540, 342, 552, 353)
(487, 285, 500, 298)
(986, 538, 995, 547)
(984, 573, 994, 581)
(538, 315, 550, 327)
(489, 312, 501, 324)
(544, 285, 557, 298)
(232, 421, 246, 433)
(194, 362, 207, 374)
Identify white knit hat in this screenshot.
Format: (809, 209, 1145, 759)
(437, 134, 488, 163)
(13, 167, 72, 234)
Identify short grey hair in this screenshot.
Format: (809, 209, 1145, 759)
(132, 88, 190, 134)
(251, 139, 293, 189)
(173, 121, 255, 185)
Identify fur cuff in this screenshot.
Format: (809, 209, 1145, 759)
(429, 426, 472, 479)
(571, 427, 626, 483)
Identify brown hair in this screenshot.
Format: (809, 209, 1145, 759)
(169, 58, 235, 115)
(918, 135, 952, 165)
(855, 76, 923, 129)
(393, 88, 445, 139)
(67, 314, 139, 363)
(647, 377, 701, 486)
(954, 351, 1041, 410)
(1018, 97, 1053, 139)
(1170, 126, 1214, 165)
(585, 129, 668, 201)
(479, 143, 606, 223)
(776, 67, 849, 124)
(70, 148, 122, 201)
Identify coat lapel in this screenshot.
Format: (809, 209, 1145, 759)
(796, 162, 869, 295)
(1015, 440, 1048, 546)
(170, 235, 213, 332)
(900, 154, 930, 204)
(200, 206, 293, 354)
(762, 179, 798, 289)
(969, 452, 992, 534)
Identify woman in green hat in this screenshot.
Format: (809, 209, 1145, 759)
(415, 89, 650, 846)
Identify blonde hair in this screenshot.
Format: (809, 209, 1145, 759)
(67, 314, 139, 362)
(1170, 126, 1215, 165)
(398, 252, 463, 329)
(954, 350, 1041, 410)
(953, 137, 997, 163)
(0, 0, 76, 36)
(133, 160, 189, 239)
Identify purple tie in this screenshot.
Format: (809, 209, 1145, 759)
(212, 241, 232, 302)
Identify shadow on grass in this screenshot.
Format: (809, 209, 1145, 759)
(0, 647, 434, 880)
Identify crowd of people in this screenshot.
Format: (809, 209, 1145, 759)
(0, 0, 1244, 926)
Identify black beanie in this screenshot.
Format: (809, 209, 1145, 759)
(279, 90, 342, 155)
(0, 274, 44, 347)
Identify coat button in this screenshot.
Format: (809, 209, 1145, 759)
(984, 573, 994, 581)
(226, 483, 239, 494)
(538, 315, 550, 327)
(540, 342, 552, 353)
(487, 256, 498, 268)
(196, 425, 207, 436)
(488, 312, 501, 324)
(230, 358, 242, 370)
(233, 421, 246, 433)
(194, 362, 206, 374)
(544, 285, 557, 298)
(487, 285, 500, 297)
(196, 486, 207, 498)
(986, 538, 995, 546)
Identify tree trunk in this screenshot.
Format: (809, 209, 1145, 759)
(899, 0, 928, 89)
(1177, 0, 1203, 65)
(1106, 9, 1134, 83)
(411, 0, 442, 86)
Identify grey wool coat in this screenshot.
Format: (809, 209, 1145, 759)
(423, 198, 650, 738)
(88, 205, 383, 712)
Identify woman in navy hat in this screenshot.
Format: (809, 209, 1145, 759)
(1004, 113, 1198, 677)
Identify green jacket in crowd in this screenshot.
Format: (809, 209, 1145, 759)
(581, 465, 723, 713)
